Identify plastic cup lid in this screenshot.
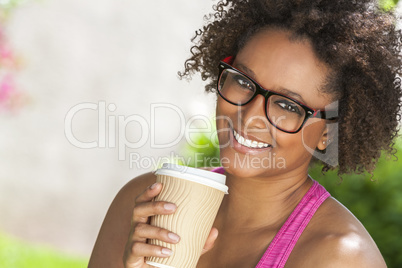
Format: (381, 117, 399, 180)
(155, 163, 228, 194)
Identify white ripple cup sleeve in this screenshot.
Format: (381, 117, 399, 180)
(145, 163, 228, 268)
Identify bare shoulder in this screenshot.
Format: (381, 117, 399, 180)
(88, 172, 157, 268)
(287, 197, 387, 268)
(115, 171, 157, 203)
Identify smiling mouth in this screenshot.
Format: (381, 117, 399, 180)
(233, 129, 272, 149)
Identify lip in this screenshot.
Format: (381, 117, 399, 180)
(230, 127, 273, 155)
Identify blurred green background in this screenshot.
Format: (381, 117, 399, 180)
(0, 233, 87, 268)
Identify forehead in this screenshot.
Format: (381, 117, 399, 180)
(234, 29, 333, 108)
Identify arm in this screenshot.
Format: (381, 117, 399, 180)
(88, 172, 157, 268)
(88, 171, 219, 268)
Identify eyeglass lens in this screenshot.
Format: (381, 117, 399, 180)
(218, 68, 306, 132)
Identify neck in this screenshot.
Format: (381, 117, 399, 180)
(216, 169, 313, 232)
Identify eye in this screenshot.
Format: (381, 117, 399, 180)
(275, 100, 302, 115)
(234, 75, 254, 91)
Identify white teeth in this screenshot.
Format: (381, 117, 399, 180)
(239, 135, 245, 144)
(245, 139, 252, 147)
(233, 130, 271, 149)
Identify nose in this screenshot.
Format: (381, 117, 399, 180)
(241, 94, 270, 130)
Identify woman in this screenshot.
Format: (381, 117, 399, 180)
(89, 0, 401, 267)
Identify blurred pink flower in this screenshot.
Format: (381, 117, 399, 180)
(0, 74, 13, 102)
(0, 1, 27, 113)
(0, 46, 13, 60)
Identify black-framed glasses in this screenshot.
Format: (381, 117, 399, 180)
(217, 56, 337, 133)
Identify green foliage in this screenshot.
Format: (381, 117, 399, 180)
(182, 131, 220, 168)
(0, 232, 88, 268)
(380, 0, 399, 11)
(0, 0, 28, 17)
(182, 130, 402, 268)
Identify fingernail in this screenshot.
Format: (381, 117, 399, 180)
(164, 203, 176, 211)
(161, 248, 173, 256)
(168, 232, 180, 242)
(150, 183, 158, 190)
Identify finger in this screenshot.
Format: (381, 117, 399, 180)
(132, 201, 177, 223)
(135, 183, 163, 204)
(133, 223, 180, 244)
(124, 242, 173, 266)
(201, 227, 219, 255)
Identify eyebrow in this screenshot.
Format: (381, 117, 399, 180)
(235, 63, 307, 104)
(236, 63, 257, 78)
(277, 88, 306, 104)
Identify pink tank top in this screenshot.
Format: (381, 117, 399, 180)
(211, 167, 330, 268)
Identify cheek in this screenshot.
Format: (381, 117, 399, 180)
(274, 119, 325, 160)
(298, 119, 326, 150)
(215, 99, 233, 144)
(216, 98, 237, 128)
(275, 132, 306, 158)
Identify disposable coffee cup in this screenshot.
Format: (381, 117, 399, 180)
(145, 163, 228, 268)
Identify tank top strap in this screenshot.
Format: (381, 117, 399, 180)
(211, 166, 225, 174)
(255, 180, 330, 268)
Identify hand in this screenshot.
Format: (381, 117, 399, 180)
(123, 182, 219, 268)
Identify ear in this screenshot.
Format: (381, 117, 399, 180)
(316, 126, 329, 151)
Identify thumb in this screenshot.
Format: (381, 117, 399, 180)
(201, 227, 219, 255)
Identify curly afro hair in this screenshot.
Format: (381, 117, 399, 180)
(179, 0, 402, 175)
